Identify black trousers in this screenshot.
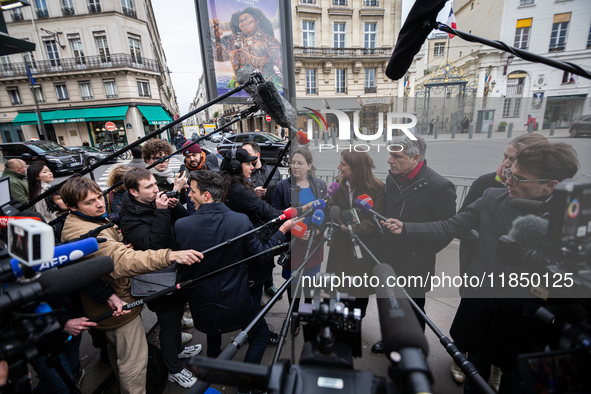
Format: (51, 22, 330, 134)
(155, 303, 185, 374)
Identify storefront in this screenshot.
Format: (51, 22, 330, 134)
(137, 105, 174, 141)
(543, 94, 587, 129)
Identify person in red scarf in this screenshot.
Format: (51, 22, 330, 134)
(179, 141, 220, 214)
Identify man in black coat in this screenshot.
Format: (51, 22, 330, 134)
(372, 135, 456, 353)
(118, 168, 201, 388)
(175, 170, 290, 384)
(242, 141, 282, 297)
(179, 141, 220, 214)
(381, 142, 579, 394)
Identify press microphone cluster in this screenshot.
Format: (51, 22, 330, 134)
(305, 210, 325, 258)
(296, 199, 326, 219)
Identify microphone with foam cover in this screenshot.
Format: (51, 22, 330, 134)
(0, 256, 114, 312)
(296, 131, 310, 145)
(291, 222, 308, 240)
(257, 81, 297, 132)
(298, 199, 326, 219)
(354, 199, 388, 222)
(385, 0, 447, 80)
(356, 194, 373, 207)
(508, 215, 549, 250)
(325, 182, 340, 200)
(9, 237, 99, 278)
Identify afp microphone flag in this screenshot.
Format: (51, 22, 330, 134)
(446, 5, 457, 38)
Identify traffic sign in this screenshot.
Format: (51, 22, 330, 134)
(105, 122, 117, 131)
(265, 115, 271, 122)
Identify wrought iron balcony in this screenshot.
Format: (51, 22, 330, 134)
(301, 0, 316, 3)
(0, 53, 161, 78)
(122, 6, 137, 18)
(297, 46, 392, 58)
(36, 9, 49, 18)
(88, 3, 101, 13)
(364, 0, 379, 6)
(11, 13, 24, 22)
(62, 7, 75, 16)
(365, 86, 377, 93)
(333, 0, 347, 5)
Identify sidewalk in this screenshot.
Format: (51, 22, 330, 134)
(78, 240, 467, 394)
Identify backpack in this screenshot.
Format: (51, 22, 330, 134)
(146, 343, 168, 394)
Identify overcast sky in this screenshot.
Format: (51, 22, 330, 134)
(151, 0, 453, 116)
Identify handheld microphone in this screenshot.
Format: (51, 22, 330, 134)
(325, 182, 340, 200)
(385, 0, 447, 80)
(0, 256, 114, 312)
(265, 207, 296, 227)
(340, 210, 362, 259)
(326, 206, 340, 246)
(298, 199, 326, 219)
(9, 238, 100, 278)
(357, 194, 373, 207)
(296, 130, 310, 145)
(291, 222, 308, 240)
(372, 263, 432, 394)
(354, 199, 385, 234)
(0, 216, 41, 228)
(305, 210, 325, 258)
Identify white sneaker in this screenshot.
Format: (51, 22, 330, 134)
(181, 332, 193, 344)
(181, 316, 194, 329)
(168, 368, 197, 388)
(178, 344, 202, 359)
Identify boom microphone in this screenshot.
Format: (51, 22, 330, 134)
(9, 238, 100, 278)
(385, 0, 447, 80)
(257, 81, 298, 131)
(0, 256, 114, 312)
(0, 216, 41, 228)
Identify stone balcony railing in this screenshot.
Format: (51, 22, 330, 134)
(294, 46, 392, 58)
(0, 53, 161, 78)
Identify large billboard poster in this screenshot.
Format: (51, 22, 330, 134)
(196, 0, 289, 103)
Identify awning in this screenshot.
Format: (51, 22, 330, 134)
(13, 106, 129, 126)
(296, 99, 326, 111)
(137, 106, 172, 125)
(325, 98, 362, 111)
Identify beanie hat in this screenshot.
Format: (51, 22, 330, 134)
(182, 141, 202, 155)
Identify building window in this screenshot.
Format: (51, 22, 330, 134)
(587, 23, 591, 49)
(7, 87, 22, 105)
(95, 35, 110, 62)
(69, 38, 85, 65)
(55, 83, 69, 101)
(364, 23, 377, 48)
(23, 52, 35, 67)
(88, 0, 101, 13)
(79, 81, 93, 99)
(104, 79, 118, 98)
(61, 0, 75, 15)
(514, 19, 532, 50)
(365, 69, 376, 93)
(333, 0, 347, 5)
(306, 69, 316, 94)
(503, 74, 525, 118)
(128, 36, 142, 64)
(35, 0, 49, 18)
(333, 23, 346, 48)
(1, 56, 12, 73)
(364, 0, 378, 5)
(44, 40, 60, 67)
(336, 69, 346, 94)
(137, 80, 150, 97)
(10, 8, 24, 21)
(32, 86, 44, 102)
(562, 71, 576, 84)
(519, 0, 534, 5)
(433, 42, 445, 57)
(502, 98, 511, 117)
(303, 21, 316, 47)
(121, 0, 136, 18)
(549, 13, 570, 52)
(301, 0, 315, 3)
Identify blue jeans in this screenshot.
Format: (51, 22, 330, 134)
(30, 334, 82, 394)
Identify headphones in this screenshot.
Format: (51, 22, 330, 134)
(229, 145, 241, 175)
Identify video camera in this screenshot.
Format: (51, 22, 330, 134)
(0, 218, 114, 393)
(494, 179, 591, 393)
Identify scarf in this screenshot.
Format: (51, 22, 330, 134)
(397, 161, 424, 183)
(149, 167, 175, 184)
(185, 154, 206, 171)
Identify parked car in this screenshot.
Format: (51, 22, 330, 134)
(68, 146, 118, 166)
(569, 115, 591, 137)
(217, 132, 289, 166)
(0, 140, 84, 174)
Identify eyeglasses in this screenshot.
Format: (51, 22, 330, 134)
(150, 156, 170, 162)
(503, 168, 551, 185)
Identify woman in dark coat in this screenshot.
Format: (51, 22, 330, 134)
(272, 149, 326, 330)
(326, 150, 386, 316)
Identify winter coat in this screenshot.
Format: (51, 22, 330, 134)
(325, 176, 386, 297)
(249, 159, 281, 205)
(4, 168, 29, 205)
(179, 153, 221, 214)
(34, 182, 56, 223)
(381, 161, 456, 297)
(175, 203, 286, 335)
(106, 189, 126, 225)
(272, 176, 327, 269)
(118, 191, 188, 311)
(224, 181, 283, 285)
(125, 158, 146, 168)
(61, 213, 172, 330)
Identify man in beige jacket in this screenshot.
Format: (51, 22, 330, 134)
(60, 176, 202, 394)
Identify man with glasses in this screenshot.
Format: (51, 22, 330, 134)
(381, 142, 579, 394)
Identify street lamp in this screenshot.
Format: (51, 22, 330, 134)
(503, 55, 515, 75)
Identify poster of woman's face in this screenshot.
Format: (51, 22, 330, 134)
(204, 0, 284, 99)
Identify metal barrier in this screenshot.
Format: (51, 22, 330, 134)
(282, 169, 476, 211)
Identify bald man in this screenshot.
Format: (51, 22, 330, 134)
(4, 159, 30, 205)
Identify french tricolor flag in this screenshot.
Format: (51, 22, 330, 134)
(447, 6, 457, 39)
